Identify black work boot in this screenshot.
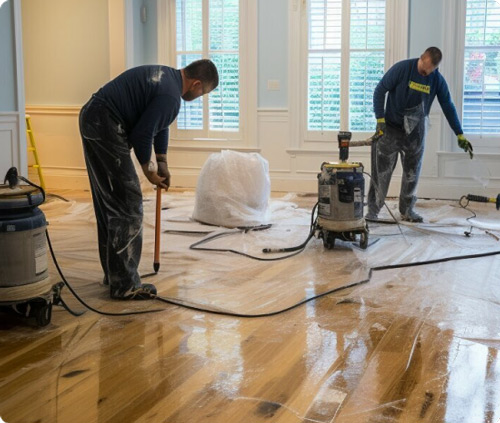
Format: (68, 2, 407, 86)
(400, 209, 423, 223)
(110, 283, 157, 300)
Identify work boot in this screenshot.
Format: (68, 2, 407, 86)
(400, 210, 423, 223)
(110, 283, 157, 300)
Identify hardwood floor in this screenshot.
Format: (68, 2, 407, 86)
(1, 189, 500, 423)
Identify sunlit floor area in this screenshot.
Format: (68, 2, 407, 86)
(1, 188, 500, 423)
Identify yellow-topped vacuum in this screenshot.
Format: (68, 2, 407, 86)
(317, 131, 372, 249)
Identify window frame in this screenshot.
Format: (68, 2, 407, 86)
(442, 0, 500, 153)
(289, 0, 409, 149)
(157, 0, 257, 146)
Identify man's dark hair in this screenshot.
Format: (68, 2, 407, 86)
(423, 47, 442, 66)
(184, 59, 219, 90)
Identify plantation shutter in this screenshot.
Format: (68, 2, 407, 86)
(307, 0, 386, 132)
(349, 0, 385, 131)
(175, 0, 240, 132)
(463, 0, 500, 134)
(209, 0, 240, 130)
(176, 0, 203, 130)
(308, 0, 342, 131)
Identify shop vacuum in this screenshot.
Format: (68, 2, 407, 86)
(316, 131, 378, 250)
(0, 168, 62, 326)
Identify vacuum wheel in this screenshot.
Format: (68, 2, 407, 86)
(359, 230, 369, 250)
(322, 232, 336, 250)
(29, 299, 53, 327)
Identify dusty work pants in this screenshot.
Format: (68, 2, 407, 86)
(79, 96, 143, 297)
(367, 113, 426, 217)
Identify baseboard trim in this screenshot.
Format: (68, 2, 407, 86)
(28, 166, 90, 190)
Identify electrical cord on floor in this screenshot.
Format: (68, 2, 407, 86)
(458, 195, 478, 237)
(189, 203, 319, 261)
(15, 177, 140, 317)
(46, 206, 500, 320)
(38, 175, 500, 319)
(46, 230, 166, 316)
(47, 193, 70, 202)
(150, 247, 500, 318)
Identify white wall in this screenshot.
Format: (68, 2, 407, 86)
(132, 0, 158, 66)
(22, 0, 110, 105)
(0, 0, 26, 179)
(258, 0, 288, 108)
(21, 0, 115, 188)
(0, 1, 17, 112)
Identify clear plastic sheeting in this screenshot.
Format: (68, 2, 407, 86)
(192, 150, 271, 228)
(7, 191, 500, 423)
(354, 198, 500, 269)
(39, 192, 500, 318)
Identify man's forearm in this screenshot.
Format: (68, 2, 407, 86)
(156, 153, 167, 163)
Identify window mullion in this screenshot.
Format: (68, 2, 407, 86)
(340, 0, 350, 131)
(203, 0, 209, 136)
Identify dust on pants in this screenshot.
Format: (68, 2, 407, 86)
(79, 96, 143, 297)
(367, 116, 427, 217)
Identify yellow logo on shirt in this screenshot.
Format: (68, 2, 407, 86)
(409, 81, 431, 94)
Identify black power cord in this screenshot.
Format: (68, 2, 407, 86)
(189, 203, 319, 260)
(45, 210, 500, 319)
(459, 195, 478, 237)
(13, 174, 164, 317)
(46, 230, 166, 316)
(27, 172, 499, 320)
(133, 247, 500, 318)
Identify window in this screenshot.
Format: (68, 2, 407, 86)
(172, 0, 243, 138)
(462, 0, 500, 135)
(307, 0, 386, 133)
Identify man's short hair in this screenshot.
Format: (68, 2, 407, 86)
(423, 47, 442, 66)
(184, 59, 219, 90)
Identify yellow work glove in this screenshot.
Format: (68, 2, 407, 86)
(376, 117, 386, 137)
(457, 134, 473, 159)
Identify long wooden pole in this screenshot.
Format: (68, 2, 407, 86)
(153, 187, 162, 273)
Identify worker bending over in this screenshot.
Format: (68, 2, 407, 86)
(80, 60, 218, 299)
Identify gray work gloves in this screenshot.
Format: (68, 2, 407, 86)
(457, 134, 474, 159)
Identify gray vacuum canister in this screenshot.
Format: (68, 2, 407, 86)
(317, 162, 365, 231)
(0, 185, 48, 289)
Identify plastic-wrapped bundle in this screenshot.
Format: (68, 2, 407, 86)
(192, 150, 270, 228)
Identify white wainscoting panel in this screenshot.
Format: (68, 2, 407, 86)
(22, 106, 500, 200)
(25, 106, 89, 190)
(0, 114, 19, 178)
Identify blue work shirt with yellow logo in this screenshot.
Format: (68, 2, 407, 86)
(373, 58, 463, 135)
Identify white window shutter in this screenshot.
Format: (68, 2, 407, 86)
(463, 0, 500, 135)
(307, 0, 386, 132)
(175, 0, 240, 133)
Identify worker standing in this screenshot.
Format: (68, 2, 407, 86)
(367, 47, 473, 223)
(79, 60, 218, 299)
